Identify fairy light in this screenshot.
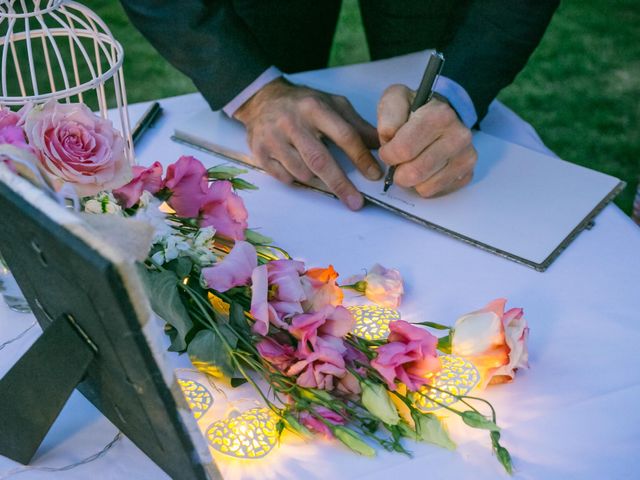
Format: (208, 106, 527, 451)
(412, 355, 480, 412)
(348, 305, 401, 341)
(206, 407, 278, 459)
(177, 379, 213, 420)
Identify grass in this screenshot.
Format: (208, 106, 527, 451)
(87, 0, 638, 214)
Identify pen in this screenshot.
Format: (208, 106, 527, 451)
(132, 101, 163, 145)
(383, 50, 445, 192)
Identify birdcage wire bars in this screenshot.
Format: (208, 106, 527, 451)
(0, 0, 133, 164)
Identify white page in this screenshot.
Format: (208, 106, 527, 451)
(174, 51, 622, 269)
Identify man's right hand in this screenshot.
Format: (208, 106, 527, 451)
(233, 78, 382, 211)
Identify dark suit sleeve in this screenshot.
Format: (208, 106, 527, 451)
(441, 0, 559, 122)
(119, 0, 270, 111)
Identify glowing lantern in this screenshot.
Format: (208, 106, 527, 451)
(348, 305, 400, 340)
(412, 355, 480, 412)
(177, 379, 213, 420)
(206, 407, 278, 459)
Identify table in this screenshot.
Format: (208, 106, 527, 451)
(1, 94, 639, 480)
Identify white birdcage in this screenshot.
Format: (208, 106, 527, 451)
(0, 0, 133, 164)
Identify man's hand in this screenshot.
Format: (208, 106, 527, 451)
(234, 78, 382, 210)
(377, 84, 477, 197)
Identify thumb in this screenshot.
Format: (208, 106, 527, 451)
(377, 84, 414, 146)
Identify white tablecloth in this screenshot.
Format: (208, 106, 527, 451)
(1, 95, 639, 480)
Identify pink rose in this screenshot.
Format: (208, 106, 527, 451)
(201, 240, 257, 292)
(256, 337, 296, 372)
(200, 180, 248, 240)
(299, 406, 345, 438)
(287, 335, 347, 390)
(345, 264, 404, 308)
(302, 265, 344, 312)
(22, 100, 130, 196)
(371, 320, 440, 391)
(113, 161, 163, 208)
(451, 299, 529, 387)
(289, 306, 354, 355)
(164, 155, 209, 217)
(250, 259, 306, 335)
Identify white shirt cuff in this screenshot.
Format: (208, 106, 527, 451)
(222, 66, 283, 117)
(434, 76, 478, 129)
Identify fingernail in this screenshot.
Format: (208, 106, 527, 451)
(347, 194, 364, 210)
(367, 165, 382, 180)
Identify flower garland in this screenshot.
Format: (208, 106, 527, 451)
(0, 100, 530, 474)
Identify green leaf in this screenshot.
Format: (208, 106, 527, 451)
(412, 413, 456, 450)
(230, 377, 248, 388)
(208, 165, 247, 179)
(283, 413, 311, 437)
(229, 301, 250, 339)
(415, 321, 452, 331)
(138, 266, 193, 352)
(437, 333, 452, 354)
(460, 411, 500, 431)
(333, 426, 376, 457)
(299, 388, 333, 403)
(187, 328, 235, 378)
(231, 178, 259, 190)
(245, 229, 273, 245)
(496, 445, 513, 474)
(165, 257, 193, 279)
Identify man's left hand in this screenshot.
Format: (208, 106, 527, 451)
(377, 84, 477, 197)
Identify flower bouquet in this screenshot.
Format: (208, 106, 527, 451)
(0, 100, 530, 474)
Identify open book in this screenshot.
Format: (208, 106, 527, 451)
(173, 52, 624, 271)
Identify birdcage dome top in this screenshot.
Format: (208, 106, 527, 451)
(0, 0, 124, 106)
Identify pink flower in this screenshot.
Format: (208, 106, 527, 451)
(451, 299, 529, 387)
(256, 337, 296, 372)
(302, 265, 344, 312)
(22, 100, 130, 196)
(336, 371, 361, 396)
(287, 335, 347, 390)
(371, 320, 440, 391)
(201, 240, 257, 292)
(113, 161, 163, 208)
(200, 180, 248, 240)
(250, 259, 306, 335)
(346, 264, 404, 308)
(265, 259, 307, 316)
(0, 107, 29, 150)
(289, 306, 354, 355)
(299, 406, 345, 438)
(0, 107, 31, 171)
(164, 155, 209, 217)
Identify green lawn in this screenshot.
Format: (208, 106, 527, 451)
(89, 0, 638, 214)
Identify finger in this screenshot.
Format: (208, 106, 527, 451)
(266, 158, 295, 185)
(271, 140, 315, 183)
(377, 84, 413, 145)
(292, 132, 364, 211)
(392, 137, 453, 188)
(310, 102, 382, 181)
(253, 145, 295, 184)
(332, 95, 380, 149)
(379, 99, 458, 167)
(414, 145, 477, 198)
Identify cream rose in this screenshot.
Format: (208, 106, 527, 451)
(452, 298, 529, 387)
